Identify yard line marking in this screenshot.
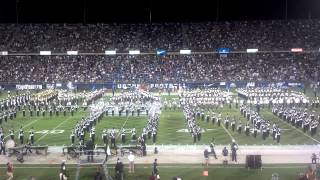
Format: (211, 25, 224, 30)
(35, 117, 73, 143)
(116, 115, 131, 138)
(208, 109, 235, 142)
(290, 125, 320, 144)
(4, 119, 39, 139)
(221, 123, 236, 142)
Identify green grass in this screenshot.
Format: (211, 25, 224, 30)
(0, 164, 309, 180)
(1, 110, 88, 146)
(0, 92, 319, 146)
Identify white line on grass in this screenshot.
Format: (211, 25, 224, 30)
(116, 115, 131, 138)
(268, 111, 320, 144)
(208, 109, 235, 142)
(4, 119, 39, 139)
(35, 117, 72, 143)
(221, 123, 236, 142)
(0, 165, 308, 169)
(290, 125, 320, 144)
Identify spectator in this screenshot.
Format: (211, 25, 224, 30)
(128, 151, 135, 173)
(222, 147, 228, 165)
(60, 160, 67, 179)
(115, 158, 124, 180)
(6, 162, 13, 180)
(94, 166, 103, 180)
(153, 158, 159, 179)
(203, 148, 209, 167)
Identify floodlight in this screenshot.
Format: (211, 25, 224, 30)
(105, 50, 117, 55)
(40, 51, 51, 55)
(180, 50, 191, 54)
(246, 49, 258, 53)
(67, 51, 78, 55)
(129, 50, 140, 55)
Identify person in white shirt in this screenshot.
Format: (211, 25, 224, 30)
(128, 151, 135, 173)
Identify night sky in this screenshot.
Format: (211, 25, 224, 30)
(0, 0, 319, 23)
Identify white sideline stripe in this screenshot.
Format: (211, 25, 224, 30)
(4, 119, 39, 139)
(0, 165, 308, 169)
(36, 117, 72, 142)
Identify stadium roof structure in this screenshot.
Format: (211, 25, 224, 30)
(0, 0, 319, 23)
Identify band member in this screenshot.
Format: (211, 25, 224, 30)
(30, 109, 33, 117)
(102, 129, 108, 145)
(10, 129, 14, 140)
(217, 118, 221, 127)
(152, 129, 157, 143)
(245, 123, 250, 136)
(70, 130, 75, 145)
(110, 128, 116, 148)
(29, 128, 34, 145)
(276, 129, 281, 143)
(90, 127, 95, 144)
(121, 130, 126, 143)
(210, 141, 218, 159)
(131, 128, 136, 140)
(231, 120, 236, 132)
(253, 127, 257, 138)
(237, 122, 242, 134)
(0, 138, 5, 155)
(19, 127, 24, 144)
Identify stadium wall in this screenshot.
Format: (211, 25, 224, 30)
(0, 81, 305, 90)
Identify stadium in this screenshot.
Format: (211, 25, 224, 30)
(0, 0, 320, 179)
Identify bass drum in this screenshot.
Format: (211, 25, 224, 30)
(5, 139, 16, 150)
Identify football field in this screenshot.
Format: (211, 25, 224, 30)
(1, 94, 320, 146)
(0, 164, 309, 180)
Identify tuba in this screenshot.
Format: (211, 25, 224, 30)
(5, 139, 15, 150)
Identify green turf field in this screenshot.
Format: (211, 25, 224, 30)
(1, 93, 320, 146)
(0, 164, 309, 180)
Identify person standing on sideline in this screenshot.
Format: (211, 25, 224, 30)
(153, 158, 159, 179)
(0, 138, 5, 155)
(204, 148, 209, 167)
(6, 162, 13, 180)
(128, 151, 135, 173)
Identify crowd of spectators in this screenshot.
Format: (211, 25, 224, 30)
(0, 53, 318, 83)
(1, 20, 320, 52)
(0, 20, 319, 83)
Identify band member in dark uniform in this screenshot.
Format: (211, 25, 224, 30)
(231, 140, 238, 163)
(19, 127, 24, 144)
(121, 130, 126, 144)
(70, 130, 75, 145)
(10, 129, 14, 140)
(29, 128, 35, 145)
(102, 129, 108, 145)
